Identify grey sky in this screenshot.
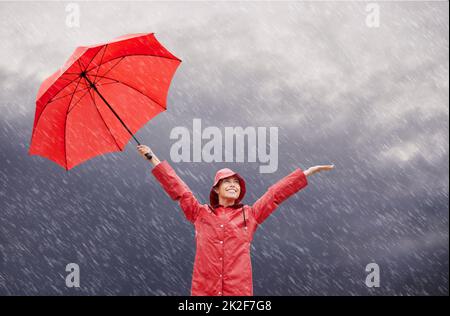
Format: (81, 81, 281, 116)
(0, 1, 448, 295)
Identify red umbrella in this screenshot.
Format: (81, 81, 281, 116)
(29, 33, 181, 170)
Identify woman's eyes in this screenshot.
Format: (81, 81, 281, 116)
(224, 179, 239, 184)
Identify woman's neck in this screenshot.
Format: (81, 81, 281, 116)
(218, 196, 236, 207)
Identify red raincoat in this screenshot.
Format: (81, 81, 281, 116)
(151, 161, 308, 296)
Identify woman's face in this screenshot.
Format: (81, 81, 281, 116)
(215, 176, 241, 201)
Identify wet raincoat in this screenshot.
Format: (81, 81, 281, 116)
(151, 160, 308, 296)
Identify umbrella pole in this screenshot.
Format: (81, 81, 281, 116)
(81, 73, 153, 160)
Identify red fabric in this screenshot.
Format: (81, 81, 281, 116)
(29, 33, 181, 170)
(151, 160, 308, 296)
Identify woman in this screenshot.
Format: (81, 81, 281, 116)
(137, 144, 334, 296)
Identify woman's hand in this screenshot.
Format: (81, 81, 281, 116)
(137, 145, 152, 158)
(137, 145, 160, 166)
(304, 164, 334, 177)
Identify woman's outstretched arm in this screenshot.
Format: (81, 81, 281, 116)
(137, 145, 202, 224)
(251, 164, 335, 225)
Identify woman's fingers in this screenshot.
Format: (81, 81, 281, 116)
(316, 165, 335, 173)
(136, 145, 150, 157)
(137, 145, 149, 151)
(308, 164, 334, 176)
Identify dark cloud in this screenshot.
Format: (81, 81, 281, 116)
(0, 1, 448, 295)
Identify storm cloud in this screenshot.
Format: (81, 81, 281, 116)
(0, 1, 448, 295)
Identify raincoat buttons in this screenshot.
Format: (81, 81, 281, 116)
(219, 240, 223, 244)
(219, 257, 223, 261)
(218, 291, 222, 295)
(220, 224, 224, 228)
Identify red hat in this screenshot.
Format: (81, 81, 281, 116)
(209, 168, 246, 207)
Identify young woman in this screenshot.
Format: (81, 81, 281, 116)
(137, 144, 334, 296)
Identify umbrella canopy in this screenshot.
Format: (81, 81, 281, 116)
(29, 33, 181, 170)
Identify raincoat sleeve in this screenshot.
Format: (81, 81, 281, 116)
(151, 160, 202, 224)
(251, 168, 308, 224)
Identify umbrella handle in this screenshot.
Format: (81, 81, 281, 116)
(145, 153, 153, 160)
